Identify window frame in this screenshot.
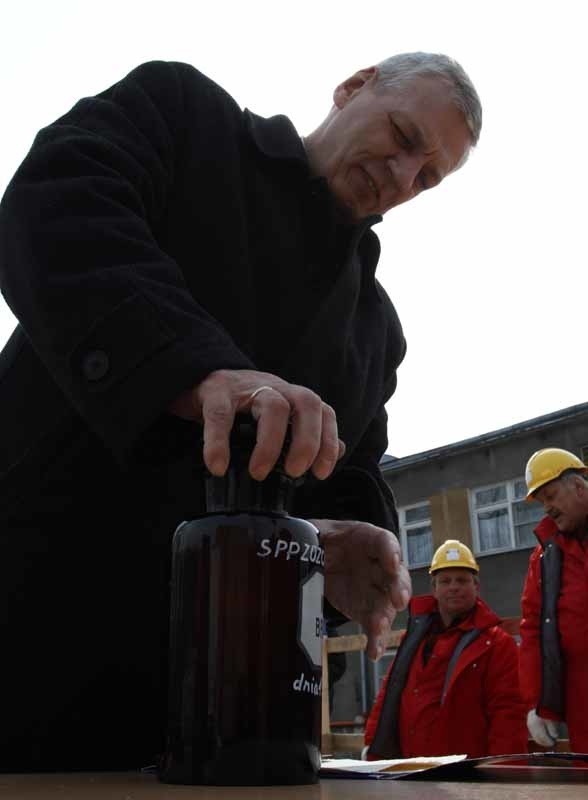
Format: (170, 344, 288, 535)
(469, 477, 541, 555)
(398, 501, 433, 569)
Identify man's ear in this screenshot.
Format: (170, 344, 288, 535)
(333, 66, 378, 109)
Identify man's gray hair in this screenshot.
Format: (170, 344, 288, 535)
(375, 52, 482, 146)
(560, 468, 588, 486)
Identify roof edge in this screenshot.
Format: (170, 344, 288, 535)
(382, 401, 588, 473)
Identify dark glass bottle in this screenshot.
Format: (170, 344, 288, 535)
(159, 420, 324, 785)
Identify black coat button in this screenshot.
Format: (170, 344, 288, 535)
(82, 350, 110, 381)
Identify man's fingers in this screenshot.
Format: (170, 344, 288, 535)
(283, 388, 323, 477)
(365, 613, 393, 661)
(361, 525, 404, 584)
(193, 369, 342, 480)
(247, 388, 291, 480)
(200, 399, 236, 476)
(398, 582, 411, 609)
(311, 404, 341, 480)
(245, 384, 332, 480)
(369, 560, 411, 611)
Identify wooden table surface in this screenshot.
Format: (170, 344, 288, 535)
(0, 772, 586, 800)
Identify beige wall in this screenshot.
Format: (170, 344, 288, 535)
(429, 488, 473, 549)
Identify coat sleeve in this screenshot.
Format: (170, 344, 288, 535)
(293, 405, 402, 533)
(290, 265, 406, 530)
(334, 323, 406, 531)
(483, 628, 528, 755)
(0, 61, 255, 459)
(342, 403, 401, 531)
(519, 547, 546, 714)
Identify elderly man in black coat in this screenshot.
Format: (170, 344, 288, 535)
(0, 53, 481, 769)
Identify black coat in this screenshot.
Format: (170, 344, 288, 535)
(0, 61, 406, 768)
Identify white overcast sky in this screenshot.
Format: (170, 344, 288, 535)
(1, 1, 585, 458)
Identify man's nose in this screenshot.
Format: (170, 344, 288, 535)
(387, 152, 423, 195)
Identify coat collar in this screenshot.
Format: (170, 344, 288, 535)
(535, 514, 588, 555)
(409, 595, 501, 630)
(534, 515, 559, 544)
(244, 109, 308, 166)
(243, 109, 383, 230)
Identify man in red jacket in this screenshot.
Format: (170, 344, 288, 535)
(364, 539, 527, 759)
(520, 447, 588, 752)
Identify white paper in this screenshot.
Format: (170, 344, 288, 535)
(320, 753, 467, 777)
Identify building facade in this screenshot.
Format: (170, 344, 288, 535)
(330, 402, 588, 723)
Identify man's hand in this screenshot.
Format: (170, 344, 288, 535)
(310, 519, 411, 661)
(169, 368, 345, 480)
(527, 709, 560, 747)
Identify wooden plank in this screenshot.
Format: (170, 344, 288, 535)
(325, 628, 406, 654)
(325, 629, 406, 654)
(326, 617, 523, 656)
(384, 628, 405, 648)
(330, 720, 364, 729)
(330, 732, 365, 755)
(326, 633, 367, 654)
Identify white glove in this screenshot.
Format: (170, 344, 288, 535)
(527, 709, 560, 747)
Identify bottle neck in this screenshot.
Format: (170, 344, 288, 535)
(204, 464, 297, 515)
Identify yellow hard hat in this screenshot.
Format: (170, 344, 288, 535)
(429, 539, 479, 574)
(525, 448, 588, 499)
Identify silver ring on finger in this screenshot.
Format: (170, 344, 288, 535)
(248, 385, 276, 403)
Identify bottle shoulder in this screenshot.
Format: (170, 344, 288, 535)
(174, 513, 319, 541)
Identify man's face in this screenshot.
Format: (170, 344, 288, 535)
(320, 72, 472, 221)
(432, 568, 478, 619)
(534, 477, 588, 533)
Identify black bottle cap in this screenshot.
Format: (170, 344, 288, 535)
(203, 414, 301, 514)
(227, 415, 293, 472)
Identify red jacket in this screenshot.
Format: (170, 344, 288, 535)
(365, 596, 527, 758)
(519, 516, 588, 750)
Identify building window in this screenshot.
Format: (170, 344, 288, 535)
(471, 478, 542, 554)
(399, 503, 433, 568)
